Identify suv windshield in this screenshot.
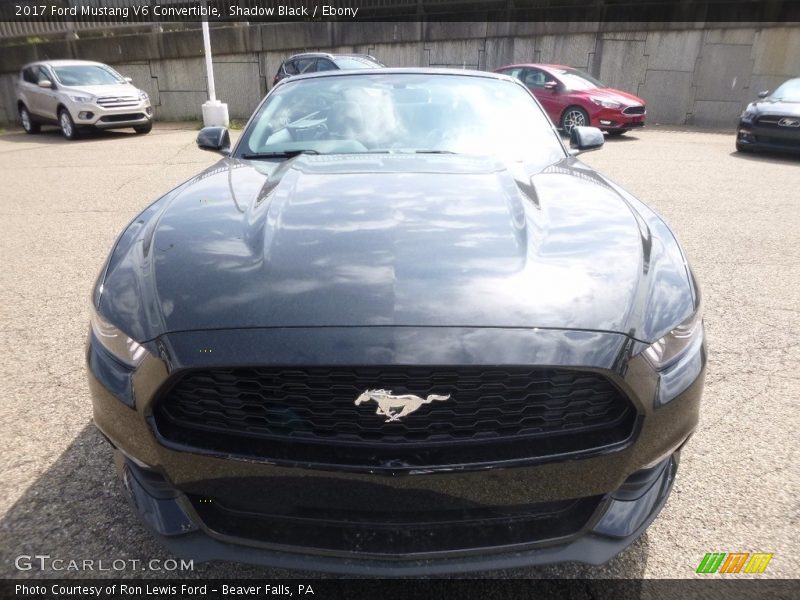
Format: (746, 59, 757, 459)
(771, 79, 800, 102)
(237, 73, 564, 164)
(53, 65, 125, 86)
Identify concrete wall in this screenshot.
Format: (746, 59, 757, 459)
(1, 22, 799, 127)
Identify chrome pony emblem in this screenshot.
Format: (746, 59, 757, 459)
(354, 389, 451, 422)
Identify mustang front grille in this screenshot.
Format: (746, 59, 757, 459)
(755, 115, 800, 128)
(154, 366, 637, 467)
(188, 493, 604, 556)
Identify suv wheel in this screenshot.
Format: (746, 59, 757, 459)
(133, 122, 152, 135)
(59, 109, 80, 140)
(19, 105, 40, 134)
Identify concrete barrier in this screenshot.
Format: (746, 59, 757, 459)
(1, 22, 799, 128)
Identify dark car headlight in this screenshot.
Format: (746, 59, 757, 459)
(90, 308, 147, 367)
(641, 309, 705, 407)
(643, 309, 703, 371)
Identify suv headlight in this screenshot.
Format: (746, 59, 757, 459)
(643, 308, 703, 370)
(590, 97, 622, 109)
(68, 94, 93, 103)
(90, 308, 147, 367)
(138, 90, 149, 101)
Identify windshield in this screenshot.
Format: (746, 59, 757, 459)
(770, 79, 800, 102)
(334, 57, 383, 69)
(53, 65, 125, 86)
(552, 68, 606, 91)
(236, 73, 564, 163)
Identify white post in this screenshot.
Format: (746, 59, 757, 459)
(202, 18, 216, 102)
(200, 2, 229, 127)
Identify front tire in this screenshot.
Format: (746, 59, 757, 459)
(58, 109, 80, 140)
(133, 122, 152, 135)
(561, 107, 589, 134)
(19, 105, 40, 134)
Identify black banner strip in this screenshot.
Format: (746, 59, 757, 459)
(0, 0, 799, 23)
(2, 579, 800, 600)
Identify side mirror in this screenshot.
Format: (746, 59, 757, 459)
(197, 126, 231, 156)
(757, 90, 769, 99)
(37, 79, 52, 89)
(124, 77, 133, 83)
(544, 81, 558, 91)
(569, 126, 604, 155)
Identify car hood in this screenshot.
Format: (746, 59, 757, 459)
(750, 98, 800, 117)
(61, 83, 140, 97)
(99, 154, 693, 343)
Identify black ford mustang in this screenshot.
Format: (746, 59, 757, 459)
(737, 78, 800, 153)
(87, 69, 705, 575)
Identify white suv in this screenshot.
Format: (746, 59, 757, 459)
(16, 59, 153, 140)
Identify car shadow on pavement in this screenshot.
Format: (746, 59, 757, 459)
(602, 134, 641, 143)
(559, 132, 642, 145)
(729, 150, 800, 164)
(0, 128, 138, 144)
(0, 424, 649, 580)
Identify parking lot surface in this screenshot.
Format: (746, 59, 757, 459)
(0, 124, 798, 579)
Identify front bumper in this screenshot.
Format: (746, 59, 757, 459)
(88, 326, 704, 574)
(112, 449, 681, 576)
(737, 120, 800, 153)
(70, 99, 153, 129)
(591, 107, 646, 131)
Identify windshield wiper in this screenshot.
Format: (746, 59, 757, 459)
(241, 149, 320, 159)
(415, 150, 458, 154)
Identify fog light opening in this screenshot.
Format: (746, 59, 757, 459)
(78, 111, 94, 120)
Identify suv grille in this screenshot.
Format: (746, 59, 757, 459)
(154, 366, 637, 467)
(97, 96, 139, 108)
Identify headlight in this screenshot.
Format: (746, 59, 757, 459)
(138, 90, 149, 101)
(590, 97, 622, 109)
(643, 309, 703, 370)
(90, 308, 147, 367)
(68, 94, 93, 103)
(740, 105, 756, 119)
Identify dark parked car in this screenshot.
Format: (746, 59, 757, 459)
(737, 78, 800, 153)
(495, 63, 646, 135)
(88, 69, 705, 575)
(272, 52, 383, 86)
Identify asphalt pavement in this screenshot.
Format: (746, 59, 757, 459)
(0, 123, 797, 579)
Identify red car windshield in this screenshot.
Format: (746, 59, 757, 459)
(551, 68, 606, 91)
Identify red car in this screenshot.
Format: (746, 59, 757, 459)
(494, 63, 646, 136)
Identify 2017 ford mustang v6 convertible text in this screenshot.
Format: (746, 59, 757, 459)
(87, 69, 705, 575)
